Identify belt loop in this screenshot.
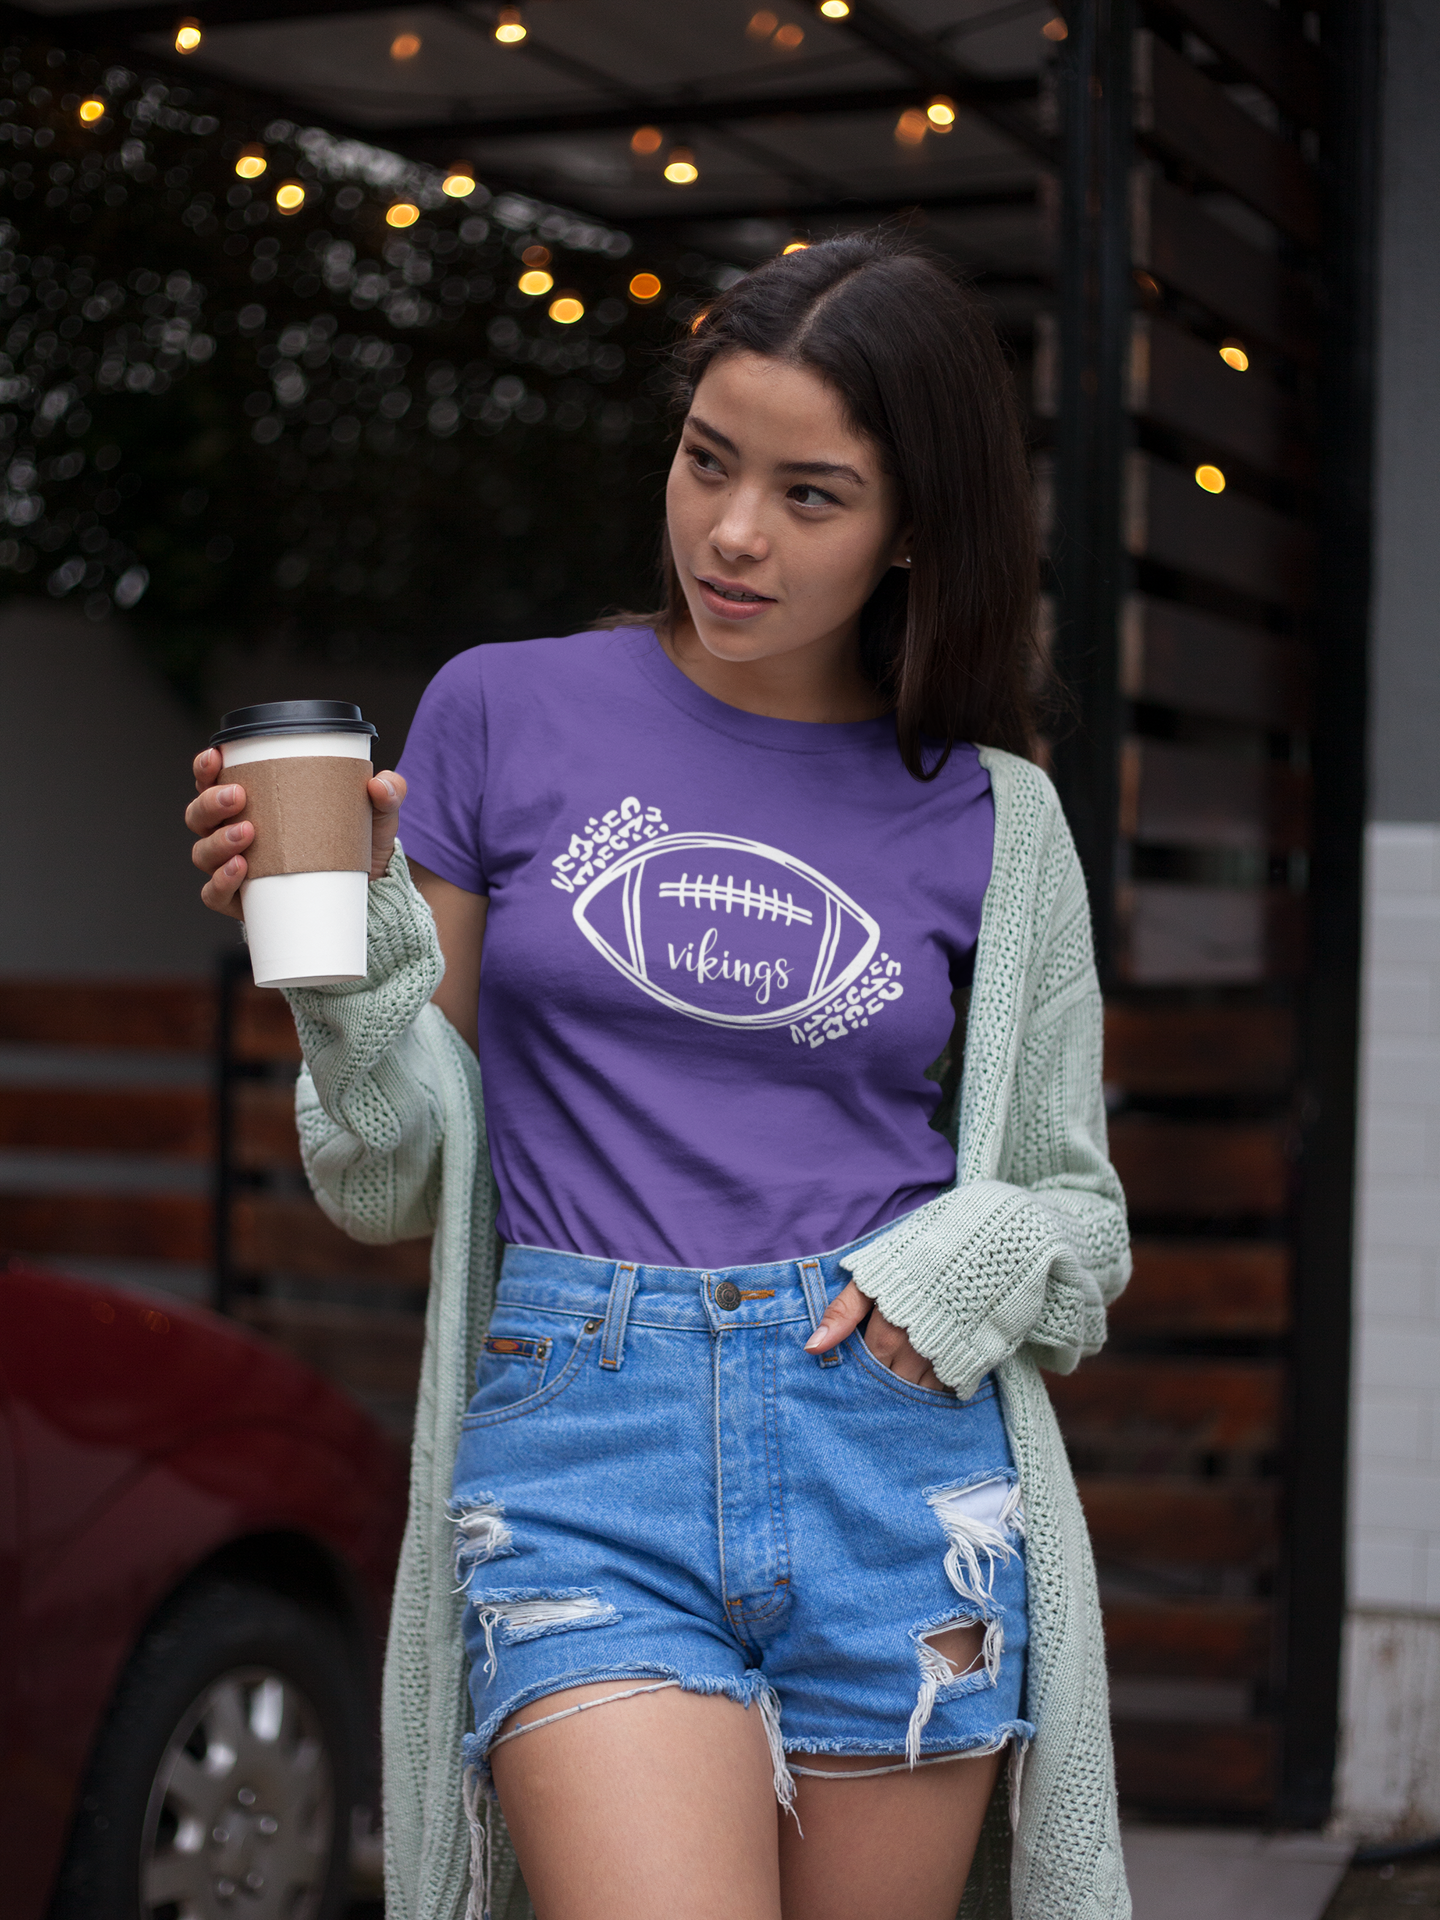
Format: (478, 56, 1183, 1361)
(797, 1258, 842, 1368)
(599, 1262, 639, 1371)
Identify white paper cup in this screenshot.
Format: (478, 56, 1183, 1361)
(212, 701, 377, 990)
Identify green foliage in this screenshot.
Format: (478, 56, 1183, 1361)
(0, 38, 729, 697)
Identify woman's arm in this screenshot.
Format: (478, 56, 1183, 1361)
(814, 815, 1130, 1399)
(408, 861, 487, 1053)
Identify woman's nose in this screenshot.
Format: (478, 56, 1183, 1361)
(710, 493, 768, 563)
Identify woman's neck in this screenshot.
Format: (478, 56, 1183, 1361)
(659, 615, 886, 725)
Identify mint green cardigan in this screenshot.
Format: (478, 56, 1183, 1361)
(283, 746, 1132, 1920)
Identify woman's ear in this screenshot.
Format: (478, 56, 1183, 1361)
(891, 524, 915, 571)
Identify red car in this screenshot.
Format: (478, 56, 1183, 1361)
(0, 1257, 408, 1920)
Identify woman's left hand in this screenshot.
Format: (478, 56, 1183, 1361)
(804, 1281, 952, 1393)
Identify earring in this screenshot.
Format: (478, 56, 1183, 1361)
(899, 556, 912, 568)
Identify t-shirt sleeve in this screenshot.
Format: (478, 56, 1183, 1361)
(394, 647, 490, 895)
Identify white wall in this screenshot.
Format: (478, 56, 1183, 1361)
(1338, 828, 1440, 1836)
(1335, 0, 1440, 1843)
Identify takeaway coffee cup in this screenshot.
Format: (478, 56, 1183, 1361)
(210, 699, 378, 990)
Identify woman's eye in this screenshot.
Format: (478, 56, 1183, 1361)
(789, 484, 839, 508)
(687, 445, 723, 473)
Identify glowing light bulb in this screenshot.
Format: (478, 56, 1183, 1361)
(895, 107, 928, 146)
(1219, 339, 1250, 372)
(78, 98, 106, 124)
(631, 125, 663, 155)
(518, 269, 554, 296)
(522, 244, 551, 267)
(1042, 16, 1068, 39)
(174, 18, 202, 52)
(774, 21, 804, 46)
(495, 7, 526, 43)
(387, 201, 420, 228)
(628, 272, 662, 301)
(819, 1, 850, 16)
(390, 31, 421, 58)
(926, 96, 955, 128)
(783, 240, 809, 254)
(548, 294, 584, 324)
(235, 148, 267, 178)
(443, 170, 476, 197)
(1195, 464, 1226, 494)
(746, 10, 778, 39)
(664, 147, 699, 185)
(275, 180, 306, 212)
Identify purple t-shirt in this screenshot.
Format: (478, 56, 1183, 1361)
(395, 626, 994, 1270)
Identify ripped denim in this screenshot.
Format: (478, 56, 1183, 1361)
(451, 1237, 1033, 1806)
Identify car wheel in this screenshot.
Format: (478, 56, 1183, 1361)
(50, 1578, 359, 1920)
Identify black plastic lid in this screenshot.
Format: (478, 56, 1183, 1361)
(210, 699, 377, 746)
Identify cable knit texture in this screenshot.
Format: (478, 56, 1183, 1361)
(283, 747, 1132, 1920)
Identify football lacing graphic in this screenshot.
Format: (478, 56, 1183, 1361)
(657, 873, 815, 927)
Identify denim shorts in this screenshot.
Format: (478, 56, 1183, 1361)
(452, 1238, 1033, 1799)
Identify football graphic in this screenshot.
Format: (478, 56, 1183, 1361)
(572, 832, 881, 1030)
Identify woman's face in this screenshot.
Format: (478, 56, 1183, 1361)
(665, 350, 909, 674)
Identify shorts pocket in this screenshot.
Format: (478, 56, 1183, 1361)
(462, 1314, 602, 1430)
(848, 1325, 994, 1413)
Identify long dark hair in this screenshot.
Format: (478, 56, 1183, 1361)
(629, 233, 1041, 779)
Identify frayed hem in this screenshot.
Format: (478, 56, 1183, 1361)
(788, 1721, 1035, 1781)
(461, 1663, 798, 1817)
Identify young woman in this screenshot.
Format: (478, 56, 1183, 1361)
(187, 234, 1132, 1920)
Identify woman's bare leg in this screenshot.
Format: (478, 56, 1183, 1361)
(779, 1747, 1002, 1920)
(490, 1681, 784, 1920)
(779, 1618, 1004, 1920)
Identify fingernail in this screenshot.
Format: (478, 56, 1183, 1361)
(220, 785, 239, 805)
(804, 1330, 824, 1351)
(227, 823, 248, 843)
(381, 777, 396, 799)
(226, 856, 243, 875)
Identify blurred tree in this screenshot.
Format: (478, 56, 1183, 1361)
(0, 38, 728, 699)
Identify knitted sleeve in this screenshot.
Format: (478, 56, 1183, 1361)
(841, 808, 1131, 1401)
(282, 844, 450, 1246)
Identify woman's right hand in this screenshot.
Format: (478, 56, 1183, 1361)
(186, 747, 407, 919)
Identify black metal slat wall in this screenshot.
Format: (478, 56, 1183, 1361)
(1048, 0, 1375, 1822)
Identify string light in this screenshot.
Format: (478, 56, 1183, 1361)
(746, 10, 779, 38)
(774, 21, 804, 46)
(1219, 339, 1250, 372)
(174, 18, 202, 52)
(1133, 269, 1161, 297)
(926, 96, 955, 128)
(690, 308, 710, 332)
(895, 107, 929, 145)
(522, 244, 551, 267)
(782, 240, 809, 254)
(495, 7, 527, 43)
(1195, 464, 1226, 494)
(664, 146, 699, 185)
(77, 98, 106, 124)
(1042, 16, 1068, 39)
(387, 201, 420, 227)
(390, 31, 421, 58)
(518, 269, 554, 296)
(548, 293, 584, 324)
(628, 272, 662, 301)
(234, 145, 267, 178)
(443, 169, 476, 197)
(275, 180, 306, 212)
(819, 1, 851, 16)
(631, 125, 663, 155)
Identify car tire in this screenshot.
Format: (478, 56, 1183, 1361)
(49, 1577, 360, 1920)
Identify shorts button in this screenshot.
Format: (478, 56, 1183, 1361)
(714, 1281, 742, 1311)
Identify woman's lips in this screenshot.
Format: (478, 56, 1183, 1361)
(694, 574, 776, 622)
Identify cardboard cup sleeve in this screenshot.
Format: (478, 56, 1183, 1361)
(234, 756, 374, 879)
